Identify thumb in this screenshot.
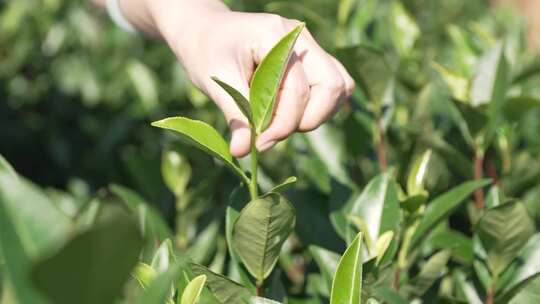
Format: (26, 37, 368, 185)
(205, 75, 252, 158)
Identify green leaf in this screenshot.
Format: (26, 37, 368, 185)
(212, 77, 253, 124)
(151, 117, 245, 180)
(375, 231, 394, 266)
(250, 24, 304, 133)
(410, 250, 451, 296)
(251, 297, 282, 304)
(476, 201, 535, 276)
(470, 42, 509, 107)
(508, 275, 540, 304)
(348, 172, 400, 263)
(232, 193, 296, 282)
(410, 179, 491, 249)
(133, 263, 157, 289)
(427, 228, 473, 264)
(390, 1, 420, 56)
(470, 42, 510, 147)
(136, 263, 183, 304)
(0, 171, 71, 257)
(309, 246, 340, 292)
(31, 213, 144, 304)
(502, 96, 540, 122)
(268, 176, 297, 194)
(110, 184, 172, 240)
(432, 62, 469, 102)
(400, 194, 428, 213)
(187, 221, 220, 265)
(0, 189, 46, 304)
(406, 150, 432, 196)
(181, 275, 207, 304)
(151, 239, 176, 273)
(226, 188, 256, 291)
(336, 45, 393, 104)
(162, 149, 191, 197)
(189, 263, 251, 304)
(500, 234, 540, 300)
(0, 154, 17, 180)
(330, 232, 363, 304)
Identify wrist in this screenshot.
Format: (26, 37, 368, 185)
(147, 0, 230, 47)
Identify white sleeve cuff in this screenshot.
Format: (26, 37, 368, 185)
(106, 0, 138, 34)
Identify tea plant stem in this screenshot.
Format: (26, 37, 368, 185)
(256, 281, 264, 297)
(485, 279, 497, 304)
(473, 149, 485, 210)
(376, 120, 388, 171)
(249, 132, 259, 200)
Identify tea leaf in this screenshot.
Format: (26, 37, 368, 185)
(0, 171, 71, 257)
(330, 232, 363, 304)
(162, 149, 191, 197)
(151, 239, 176, 273)
(250, 24, 304, 133)
(251, 297, 282, 304)
(181, 275, 207, 304)
(375, 231, 394, 266)
(152, 117, 246, 181)
(410, 250, 451, 296)
(502, 96, 540, 122)
(410, 179, 491, 249)
(226, 188, 257, 291)
(31, 214, 144, 304)
(348, 172, 400, 263)
(133, 263, 157, 289)
(390, 1, 420, 56)
(190, 263, 251, 304)
(476, 201, 535, 276)
(110, 184, 172, 257)
(212, 76, 253, 124)
(232, 193, 296, 282)
(136, 263, 183, 304)
(0, 188, 46, 304)
(432, 62, 469, 102)
(268, 176, 297, 194)
(406, 150, 432, 196)
(309, 245, 340, 291)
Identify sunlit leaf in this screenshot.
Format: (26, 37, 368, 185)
(152, 117, 246, 180)
(250, 24, 304, 133)
(406, 150, 432, 196)
(330, 232, 363, 304)
(181, 275, 207, 304)
(136, 263, 183, 304)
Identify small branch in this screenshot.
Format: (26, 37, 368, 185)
(249, 130, 259, 200)
(474, 149, 485, 210)
(487, 158, 501, 187)
(376, 120, 388, 171)
(256, 281, 264, 297)
(393, 267, 401, 291)
(485, 282, 496, 304)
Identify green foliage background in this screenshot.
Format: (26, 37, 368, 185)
(1, 0, 540, 303)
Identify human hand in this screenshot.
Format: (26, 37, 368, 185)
(150, 0, 355, 157)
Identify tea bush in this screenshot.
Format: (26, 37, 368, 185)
(1, 0, 540, 304)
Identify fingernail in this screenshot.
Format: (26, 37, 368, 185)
(256, 140, 276, 152)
